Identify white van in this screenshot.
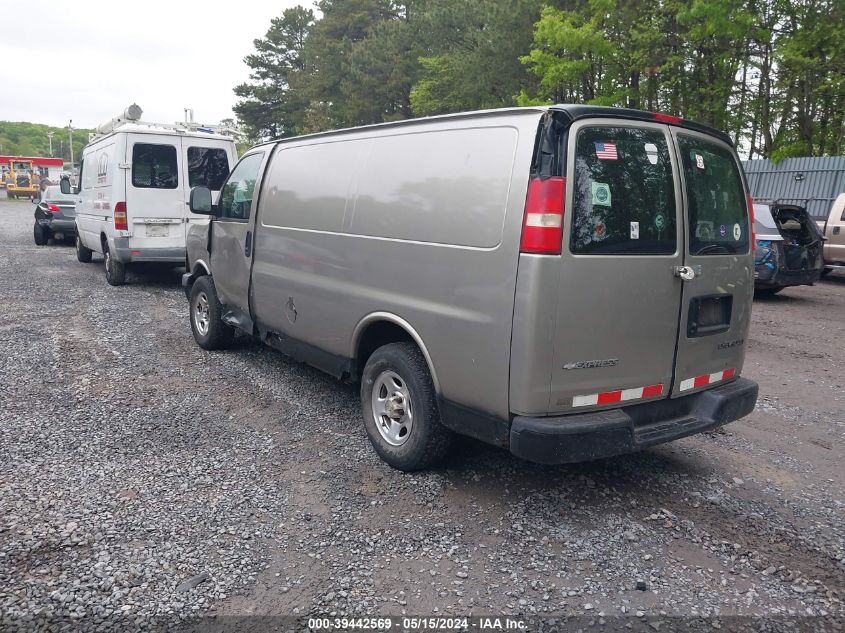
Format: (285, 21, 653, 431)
(70, 107, 237, 285)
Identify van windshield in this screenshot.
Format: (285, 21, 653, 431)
(678, 135, 749, 255)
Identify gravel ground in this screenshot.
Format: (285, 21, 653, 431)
(0, 197, 843, 632)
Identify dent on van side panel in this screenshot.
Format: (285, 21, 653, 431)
(250, 112, 542, 420)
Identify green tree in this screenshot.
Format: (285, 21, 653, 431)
(233, 6, 314, 140)
(0, 122, 92, 163)
(302, 0, 404, 129)
(411, 0, 543, 116)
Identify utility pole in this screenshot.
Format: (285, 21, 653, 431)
(68, 120, 74, 170)
(46, 131, 54, 157)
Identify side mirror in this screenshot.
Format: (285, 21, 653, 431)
(59, 177, 71, 195)
(189, 186, 214, 215)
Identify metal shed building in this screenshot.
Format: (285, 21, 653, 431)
(742, 157, 845, 220)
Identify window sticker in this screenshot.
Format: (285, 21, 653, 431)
(654, 213, 667, 231)
(695, 153, 705, 169)
(696, 221, 714, 239)
(630, 221, 640, 239)
(733, 223, 741, 241)
(644, 143, 658, 165)
(719, 224, 727, 237)
(595, 223, 606, 237)
(594, 142, 618, 160)
(591, 181, 612, 206)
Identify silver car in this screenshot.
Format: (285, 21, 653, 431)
(182, 105, 759, 471)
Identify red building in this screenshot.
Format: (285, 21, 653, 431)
(0, 155, 66, 185)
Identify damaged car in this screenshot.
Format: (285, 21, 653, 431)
(753, 202, 825, 296)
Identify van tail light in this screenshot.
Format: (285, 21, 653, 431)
(746, 194, 755, 251)
(520, 176, 565, 254)
(114, 201, 128, 231)
(47, 203, 60, 213)
(653, 112, 682, 125)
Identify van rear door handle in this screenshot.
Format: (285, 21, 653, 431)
(673, 265, 696, 281)
(244, 230, 252, 257)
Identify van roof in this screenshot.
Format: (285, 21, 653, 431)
(87, 121, 235, 146)
(252, 104, 732, 150)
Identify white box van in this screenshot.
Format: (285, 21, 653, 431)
(69, 108, 237, 285)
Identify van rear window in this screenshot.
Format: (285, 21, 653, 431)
(678, 135, 749, 255)
(571, 127, 677, 255)
(132, 143, 178, 189)
(187, 147, 230, 190)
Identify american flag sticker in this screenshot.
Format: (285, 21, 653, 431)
(595, 142, 618, 160)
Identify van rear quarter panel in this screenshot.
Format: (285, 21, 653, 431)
(250, 112, 542, 420)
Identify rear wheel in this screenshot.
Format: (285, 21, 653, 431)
(103, 243, 126, 286)
(75, 236, 93, 263)
(33, 223, 49, 246)
(189, 276, 235, 350)
(361, 342, 453, 471)
(755, 286, 784, 297)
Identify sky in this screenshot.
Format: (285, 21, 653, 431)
(0, 0, 304, 129)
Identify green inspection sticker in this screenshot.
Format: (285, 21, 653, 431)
(654, 213, 666, 230)
(592, 182, 611, 206)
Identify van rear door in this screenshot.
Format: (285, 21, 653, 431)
(180, 139, 235, 242)
(669, 129, 752, 395)
(549, 120, 685, 413)
(125, 133, 184, 248)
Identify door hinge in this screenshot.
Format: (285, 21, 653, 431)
(118, 162, 131, 170)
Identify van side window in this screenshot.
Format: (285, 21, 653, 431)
(132, 144, 178, 189)
(187, 147, 230, 190)
(571, 126, 677, 255)
(218, 152, 263, 221)
(81, 155, 97, 190)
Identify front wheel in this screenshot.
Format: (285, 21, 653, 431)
(361, 342, 453, 471)
(189, 276, 235, 350)
(76, 236, 93, 263)
(33, 223, 49, 246)
(103, 243, 126, 286)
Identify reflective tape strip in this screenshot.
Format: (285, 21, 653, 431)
(572, 383, 663, 408)
(679, 368, 736, 392)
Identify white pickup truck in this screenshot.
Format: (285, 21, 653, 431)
(817, 192, 845, 276)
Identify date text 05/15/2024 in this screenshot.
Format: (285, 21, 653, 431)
(307, 617, 527, 630)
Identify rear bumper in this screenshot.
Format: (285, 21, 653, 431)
(113, 237, 185, 264)
(509, 378, 758, 465)
(755, 265, 822, 288)
(38, 218, 77, 234)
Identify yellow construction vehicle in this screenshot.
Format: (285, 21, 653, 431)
(5, 159, 39, 199)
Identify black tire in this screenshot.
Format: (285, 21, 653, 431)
(360, 342, 453, 471)
(103, 243, 126, 286)
(75, 236, 93, 263)
(755, 286, 784, 297)
(189, 276, 235, 350)
(33, 223, 48, 246)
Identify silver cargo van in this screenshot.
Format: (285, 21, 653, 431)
(182, 105, 758, 471)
